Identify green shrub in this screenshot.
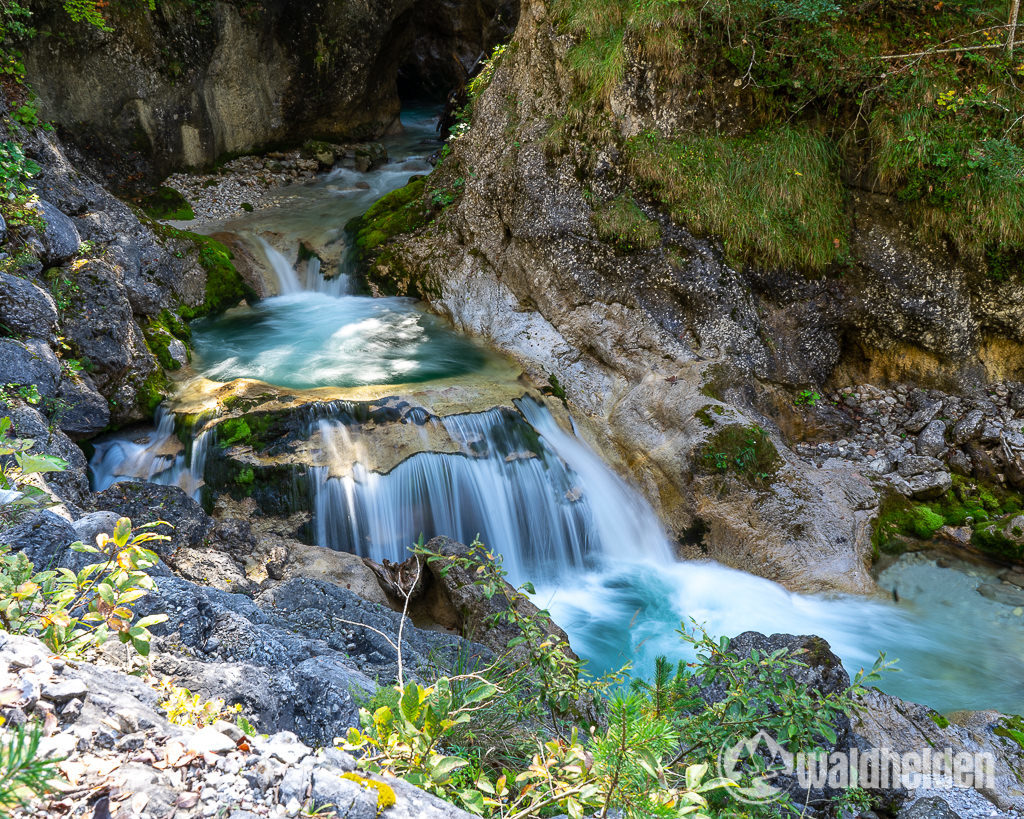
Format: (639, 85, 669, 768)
(341, 539, 891, 818)
(0, 515, 168, 657)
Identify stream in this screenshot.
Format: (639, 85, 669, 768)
(90, 109, 1024, 717)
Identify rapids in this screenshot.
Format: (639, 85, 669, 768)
(88, 108, 1024, 717)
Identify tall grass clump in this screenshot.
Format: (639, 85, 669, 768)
(626, 127, 846, 271)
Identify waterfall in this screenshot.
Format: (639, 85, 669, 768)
(251, 235, 352, 297)
(252, 236, 302, 295)
(310, 401, 610, 580)
(89, 407, 209, 500)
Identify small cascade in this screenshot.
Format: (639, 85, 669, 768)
(251, 234, 352, 297)
(310, 402, 598, 580)
(88, 407, 210, 500)
(303, 255, 352, 296)
(252, 236, 302, 295)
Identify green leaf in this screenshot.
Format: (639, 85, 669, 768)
(430, 755, 469, 781)
(134, 613, 168, 629)
(462, 683, 497, 707)
(15, 452, 67, 475)
(113, 517, 132, 547)
(96, 582, 115, 607)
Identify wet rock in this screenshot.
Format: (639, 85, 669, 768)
(977, 582, 1024, 607)
(425, 536, 573, 657)
(916, 419, 947, 458)
(0, 338, 61, 400)
(0, 271, 59, 340)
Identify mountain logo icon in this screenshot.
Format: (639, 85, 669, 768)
(716, 730, 794, 804)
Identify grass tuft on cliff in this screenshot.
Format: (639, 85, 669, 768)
(627, 127, 846, 271)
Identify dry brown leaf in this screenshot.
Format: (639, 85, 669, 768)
(43, 710, 59, 737)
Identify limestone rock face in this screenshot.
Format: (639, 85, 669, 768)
(22, 0, 515, 182)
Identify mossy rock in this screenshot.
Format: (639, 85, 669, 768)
(144, 309, 192, 371)
(699, 423, 780, 486)
(139, 186, 194, 221)
(346, 177, 431, 265)
(871, 479, 1024, 562)
(147, 223, 256, 320)
(340, 773, 396, 813)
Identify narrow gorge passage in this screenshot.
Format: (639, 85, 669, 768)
(87, 109, 1024, 719)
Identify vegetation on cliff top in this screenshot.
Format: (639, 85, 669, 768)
(553, 0, 1024, 276)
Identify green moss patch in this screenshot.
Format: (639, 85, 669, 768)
(216, 414, 278, 451)
(144, 309, 192, 371)
(347, 177, 430, 263)
(138, 187, 195, 221)
(871, 478, 1024, 561)
(699, 424, 780, 486)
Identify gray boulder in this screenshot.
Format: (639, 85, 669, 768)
(72, 511, 122, 550)
(916, 419, 947, 458)
(952, 409, 985, 444)
(54, 375, 110, 438)
(27, 199, 81, 265)
(1, 510, 78, 569)
(92, 481, 212, 554)
(0, 271, 59, 340)
(904, 400, 942, 433)
(898, 797, 961, 819)
(890, 470, 953, 500)
(947, 448, 973, 476)
(3, 402, 90, 509)
(0, 338, 61, 399)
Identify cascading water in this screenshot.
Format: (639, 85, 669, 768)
(312, 404, 596, 578)
(89, 407, 210, 500)
(87, 107, 1024, 717)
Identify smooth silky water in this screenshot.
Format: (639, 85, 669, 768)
(88, 109, 1024, 717)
